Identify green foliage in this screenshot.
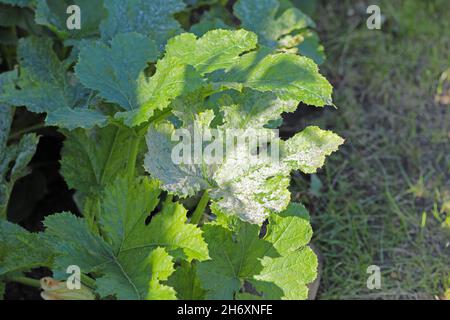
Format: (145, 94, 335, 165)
(197, 203, 316, 299)
(0, 0, 342, 300)
(0, 0, 32, 7)
(234, 0, 315, 47)
(210, 48, 332, 105)
(100, 0, 186, 49)
(168, 262, 206, 300)
(0, 219, 53, 276)
(0, 71, 39, 218)
(44, 176, 208, 299)
(60, 125, 138, 196)
(75, 32, 159, 113)
(0, 37, 106, 129)
(190, 0, 326, 64)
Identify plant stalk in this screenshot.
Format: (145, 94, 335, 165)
(81, 274, 96, 289)
(191, 190, 210, 225)
(127, 135, 140, 179)
(8, 123, 46, 141)
(8, 276, 41, 288)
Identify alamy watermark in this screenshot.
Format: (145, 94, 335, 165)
(66, 5, 81, 30)
(66, 264, 81, 289)
(367, 5, 382, 30)
(64, 4, 383, 32)
(366, 265, 382, 290)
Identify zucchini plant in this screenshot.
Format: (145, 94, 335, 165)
(0, 0, 342, 300)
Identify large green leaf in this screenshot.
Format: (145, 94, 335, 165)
(115, 57, 203, 127)
(60, 125, 137, 196)
(75, 32, 159, 111)
(142, 31, 338, 222)
(197, 203, 317, 299)
(100, 0, 186, 50)
(115, 30, 257, 126)
(164, 29, 257, 75)
(44, 176, 208, 299)
(0, 37, 107, 129)
(0, 219, 54, 276)
(210, 48, 333, 107)
(99, 176, 209, 262)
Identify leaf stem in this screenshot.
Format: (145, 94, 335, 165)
(165, 194, 174, 205)
(126, 135, 140, 179)
(9, 123, 46, 141)
(81, 274, 96, 289)
(191, 190, 210, 225)
(7, 276, 41, 288)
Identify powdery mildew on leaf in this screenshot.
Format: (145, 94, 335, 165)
(145, 113, 343, 224)
(282, 126, 345, 173)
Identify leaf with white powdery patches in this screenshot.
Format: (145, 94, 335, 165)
(282, 126, 345, 174)
(145, 111, 342, 223)
(217, 88, 298, 129)
(144, 121, 212, 198)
